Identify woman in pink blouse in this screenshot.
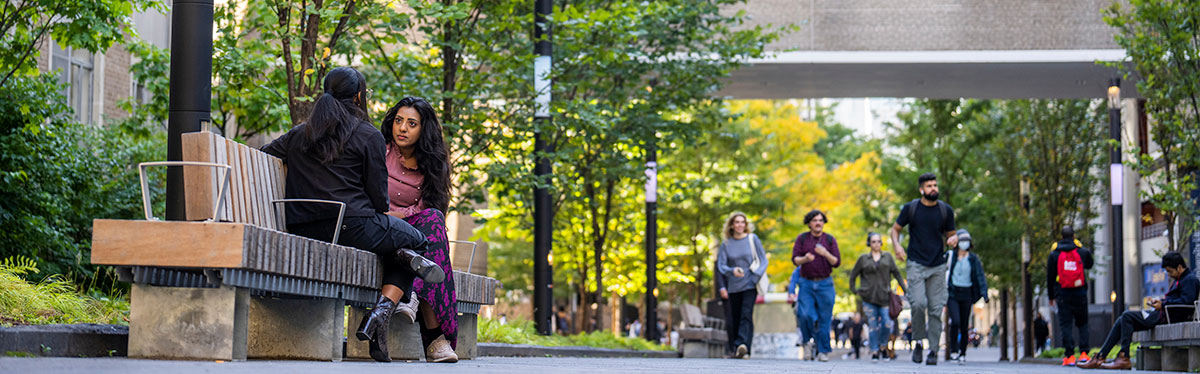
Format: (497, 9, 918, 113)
(380, 97, 459, 363)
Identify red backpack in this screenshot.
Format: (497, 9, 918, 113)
(1057, 245, 1085, 289)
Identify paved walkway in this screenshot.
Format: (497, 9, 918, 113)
(0, 353, 1152, 374)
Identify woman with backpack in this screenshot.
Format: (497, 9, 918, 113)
(944, 228, 989, 364)
(716, 212, 767, 359)
(849, 232, 907, 362)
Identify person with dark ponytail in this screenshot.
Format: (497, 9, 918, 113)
(379, 97, 459, 363)
(261, 67, 444, 363)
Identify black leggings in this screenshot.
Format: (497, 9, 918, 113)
(290, 213, 428, 299)
(947, 286, 973, 355)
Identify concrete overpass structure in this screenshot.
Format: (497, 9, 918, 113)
(721, 0, 1134, 99)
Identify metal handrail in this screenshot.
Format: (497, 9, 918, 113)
(138, 161, 232, 221)
(450, 240, 479, 274)
(271, 199, 346, 245)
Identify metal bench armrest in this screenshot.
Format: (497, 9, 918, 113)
(449, 240, 479, 273)
(271, 199, 346, 245)
(1165, 305, 1197, 324)
(139, 161, 232, 221)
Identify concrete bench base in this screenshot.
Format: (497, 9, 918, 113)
(678, 328, 726, 358)
(345, 306, 478, 361)
(1133, 322, 1200, 371)
(128, 284, 344, 361)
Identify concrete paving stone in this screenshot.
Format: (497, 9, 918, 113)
(0, 354, 1183, 374)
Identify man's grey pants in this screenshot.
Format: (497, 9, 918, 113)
(907, 262, 947, 352)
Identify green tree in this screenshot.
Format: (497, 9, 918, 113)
(1105, 0, 1200, 253)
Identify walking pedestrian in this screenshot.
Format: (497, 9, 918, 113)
(849, 232, 908, 362)
(380, 97, 460, 363)
(262, 67, 442, 363)
(787, 265, 808, 354)
(792, 209, 841, 362)
(1034, 313, 1049, 354)
(1079, 252, 1199, 370)
(717, 212, 767, 359)
(848, 313, 865, 359)
(890, 172, 957, 365)
(1046, 225, 1094, 366)
(944, 228, 988, 364)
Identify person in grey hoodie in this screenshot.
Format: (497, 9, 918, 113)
(716, 212, 767, 359)
(944, 228, 988, 364)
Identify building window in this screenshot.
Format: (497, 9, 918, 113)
(50, 42, 94, 125)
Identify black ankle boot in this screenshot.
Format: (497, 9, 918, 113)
(356, 295, 397, 362)
(396, 248, 445, 283)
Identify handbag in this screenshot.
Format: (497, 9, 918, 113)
(888, 290, 903, 320)
(749, 234, 770, 303)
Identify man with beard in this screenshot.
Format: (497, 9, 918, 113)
(891, 172, 958, 365)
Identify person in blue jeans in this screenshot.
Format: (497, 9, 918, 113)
(791, 209, 841, 362)
(849, 232, 907, 362)
(787, 265, 806, 353)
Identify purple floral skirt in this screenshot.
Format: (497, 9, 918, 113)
(404, 208, 458, 348)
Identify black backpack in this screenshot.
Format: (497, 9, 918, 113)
(903, 198, 951, 229)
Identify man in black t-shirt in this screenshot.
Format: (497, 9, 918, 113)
(891, 172, 957, 365)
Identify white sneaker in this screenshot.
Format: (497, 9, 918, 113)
(804, 343, 815, 360)
(424, 335, 458, 363)
(817, 352, 830, 362)
(394, 295, 418, 323)
(957, 352, 966, 364)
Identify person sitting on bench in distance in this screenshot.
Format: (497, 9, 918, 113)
(379, 97, 459, 363)
(1078, 251, 1199, 370)
(261, 66, 445, 363)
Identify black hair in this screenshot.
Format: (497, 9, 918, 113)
(302, 67, 369, 165)
(1062, 226, 1075, 239)
(867, 232, 882, 247)
(803, 209, 827, 225)
(380, 97, 451, 213)
(918, 172, 937, 187)
(1163, 251, 1187, 270)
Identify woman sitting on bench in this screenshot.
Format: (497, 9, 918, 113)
(262, 66, 445, 363)
(379, 96, 459, 363)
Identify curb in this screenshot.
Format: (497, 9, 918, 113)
(478, 343, 681, 358)
(1019, 356, 1064, 366)
(0, 324, 128, 357)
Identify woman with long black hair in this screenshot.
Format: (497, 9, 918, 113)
(261, 67, 444, 363)
(379, 97, 459, 363)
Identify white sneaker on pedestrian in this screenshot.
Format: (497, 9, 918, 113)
(957, 352, 966, 364)
(817, 352, 830, 362)
(804, 343, 815, 361)
(735, 344, 748, 359)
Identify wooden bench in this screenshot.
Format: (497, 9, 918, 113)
(1132, 302, 1200, 371)
(677, 303, 727, 358)
(90, 131, 498, 361)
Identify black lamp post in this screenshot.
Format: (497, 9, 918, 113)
(164, 0, 214, 220)
(532, 0, 554, 336)
(1107, 78, 1125, 320)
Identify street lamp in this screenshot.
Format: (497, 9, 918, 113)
(1107, 77, 1125, 321)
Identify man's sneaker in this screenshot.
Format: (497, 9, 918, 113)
(925, 351, 938, 365)
(948, 352, 959, 362)
(817, 352, 830, 362)
(871, 351, 880, 363)
(805, 343, 815, 361)
(957, 352, 966, 364)
(734, 344, 748, 359)
(1079, 351, 1092, 363)
(1063, 354, 1077, 366)
(912, 342, 924, 363)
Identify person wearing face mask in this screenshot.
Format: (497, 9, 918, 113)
(792, 209, 841, 362)
(890, 172, 957, 365)
(943, 228, 988, 364)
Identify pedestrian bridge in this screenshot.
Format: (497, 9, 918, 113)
(721, 0, 1131, 99)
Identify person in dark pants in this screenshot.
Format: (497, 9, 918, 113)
(848, 312, 865, 359)
(944, 228, 988, 364)
(891, 173, 958, 366)
(716, 212, 766, 359)
(1034, 313, 1050, 354)
(715, 258, 737, 356)
(262, 67, 443, 363)
(1046, 226, 1094, 366)
(1079, 251, 1200, 370)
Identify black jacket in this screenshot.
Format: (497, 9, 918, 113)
(945, 250, 989, 304)
(1159, 268, 1200, 324)
(261, 120, 389, 225)
(1046, 239, 1094, 300)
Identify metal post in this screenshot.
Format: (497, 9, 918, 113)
(1000, 288, 1010, 361)
(1023, 260, 1034, 358)
(532, 0, 554, 336)
(165, 0, 214, 220)
(1108, 78, 1125, 318)
(644, 141, 658, 342)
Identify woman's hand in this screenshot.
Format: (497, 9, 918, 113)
(720, 289, 729, 299)
(733, 267, 745, 278)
